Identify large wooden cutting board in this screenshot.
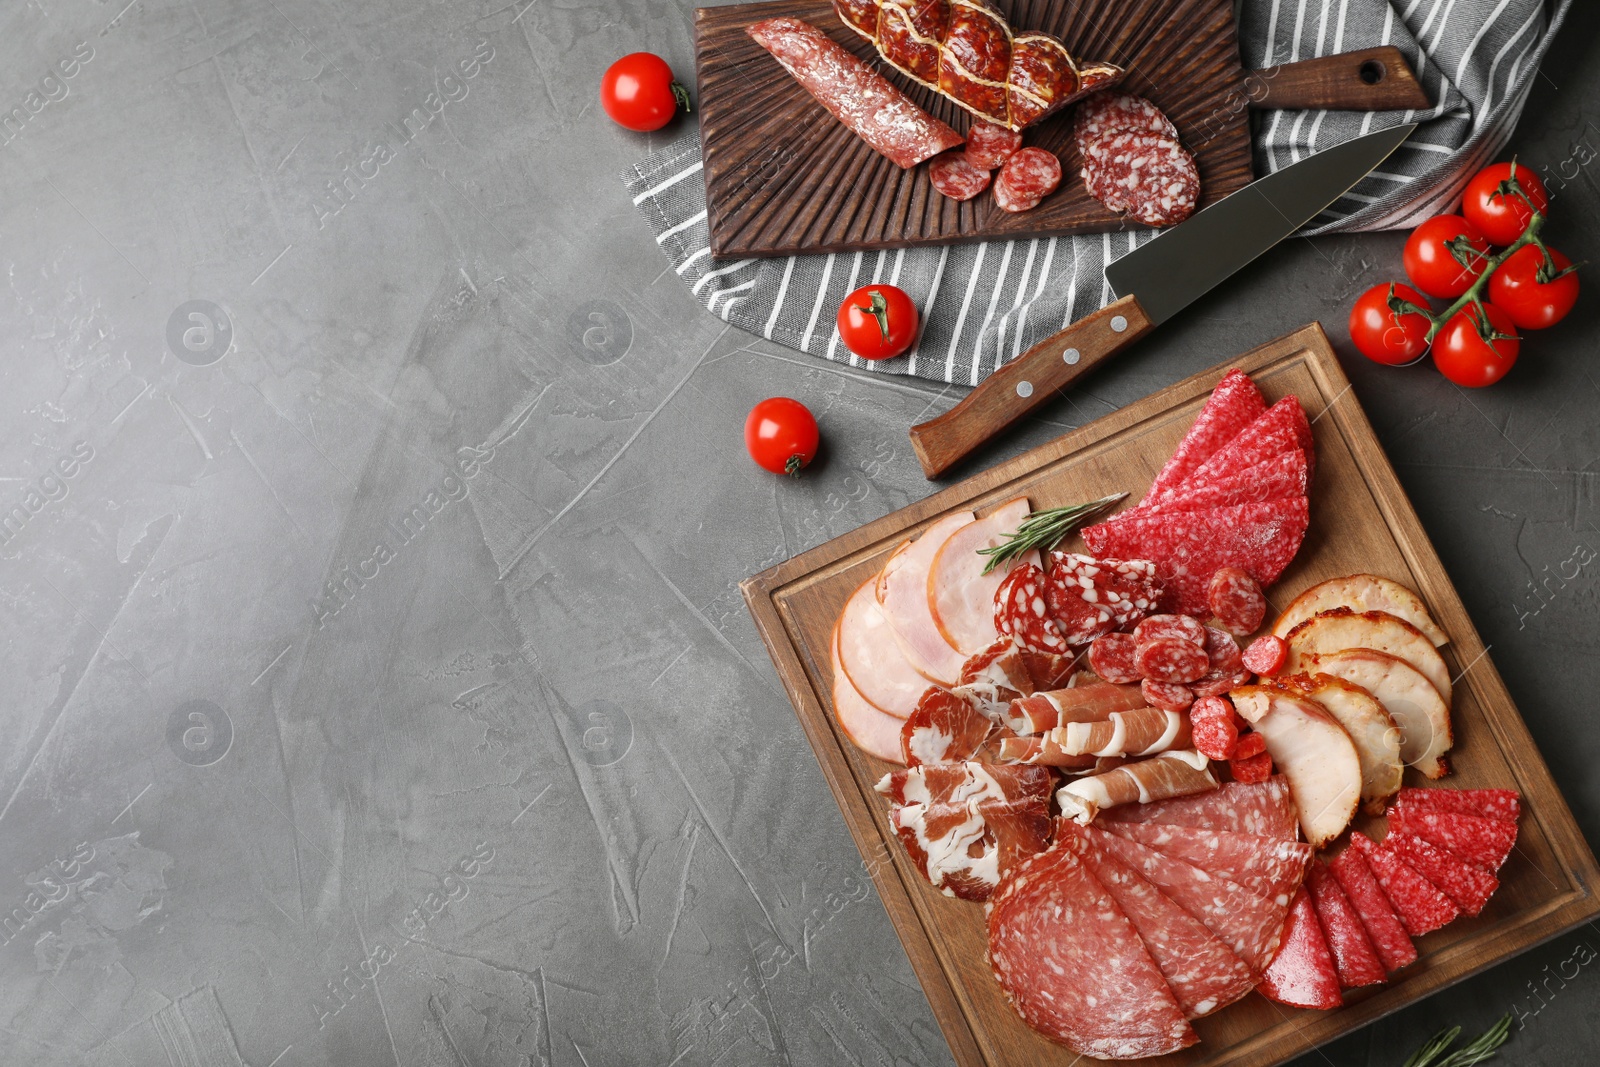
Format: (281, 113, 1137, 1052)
(741, 324, 1600, 1067)
(694, 0, 1255, 259)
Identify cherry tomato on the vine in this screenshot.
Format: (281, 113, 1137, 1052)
(600, 53, 690, 132)
(1349, 282, 1434, 365)
(1488, 244, 1579, 330)
(1403, 215, 1492, 299)
(745, 397, 819, 477)
(1432, 303, 1520, 388)
(1462, 162, 1549, 246)
(837, 284, 919, 360)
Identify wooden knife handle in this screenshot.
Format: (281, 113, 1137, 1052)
(1247, 46, 1430, 111)
(908, 294, 1155, 479)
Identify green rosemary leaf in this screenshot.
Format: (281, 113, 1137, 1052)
(1435, 1014, 1512, 1067)
(1403, 1028, 1461, 1067)
(976, 493, 1127, 576)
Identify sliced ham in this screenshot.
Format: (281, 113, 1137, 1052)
(829, 622, 905, 763)
(838, 579, 934, 717)
(877, 512, 973, 684)
(987, 842, 1197, 1057)
(928, 497, 1037, 654)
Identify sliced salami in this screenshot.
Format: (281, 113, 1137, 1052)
(1073, 92, 1178, 155)
(1089, 633, 1141, 684)
(964, 120, 1022, 169)
(1085, 824, 1288, 972)
(1208, 567, 1267, 636)
(1140, 369, 1266, 505)
(1307, 862, 1386, 989)
(1135, 637, 1209, 684)
(987, 842, 1197, 1057)
(1134, 613, 1207, 647)
(1142, 449, 1309, 516)
(1165, 396, 1315, 502)
(1242, 634, 1289, 676)
(1103, 820, 1312, 907)
(1232, 730, 1266, 760)
(1050, 552, 1163, 627)
(1100, 776, 1298, 840)
(1190, 696, 1240, 760)
(929, 149, 992, 201)
(1192, 668, 1252, 699)
(993, 147, 1062, 213)
(1141, 679, 1194, 712)
(1395, 787, 1521, 824)
(1258, 886, 1342, 1010)
(1229, 751, 1273, 783)
(1388, 807, 1519, 871)
(1069, 827, 1255, 1019)
(1348, 832, 1459, 935)
(1388, 832, 1499, 916)
(1329, 847, 1418, 973)
(994, 562, 1068, 654)
(1082, 128, 1199, 226)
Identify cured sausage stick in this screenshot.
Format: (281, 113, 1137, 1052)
(748, 17, 964, 169)
(1056, 750, 1218, 824)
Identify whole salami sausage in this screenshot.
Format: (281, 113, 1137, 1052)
(748, 17, 964, 169)
(929, 150, 992, 201)
(994, 147, 1062, 213)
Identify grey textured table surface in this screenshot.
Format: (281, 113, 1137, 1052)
(2, 2, 1597, 1065)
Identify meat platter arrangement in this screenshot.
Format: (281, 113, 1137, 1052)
(746, 8, 1201, 226)
(826, 367, 1527, 1059)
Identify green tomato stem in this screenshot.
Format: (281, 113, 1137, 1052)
(1423, 209, 1545, 342)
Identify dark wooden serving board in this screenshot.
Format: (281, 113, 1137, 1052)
(741, 324, 1600, 1067)
(694, 0, 1258, 259)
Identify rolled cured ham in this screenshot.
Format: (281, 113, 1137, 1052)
(1056, 749, 1218, 824)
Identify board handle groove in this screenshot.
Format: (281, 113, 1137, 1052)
(1247, 46, 1431, 112)
(908, 294, 1156, 479)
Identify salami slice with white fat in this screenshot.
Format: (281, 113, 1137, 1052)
(993, 147, 1062, 213)
(1135, 637, 1208, 683)
(1104, 820, 1312, 907)
(964, 120, 1023, 169)
(1089, 632, 1141, 684)
(994, 561, 1069, 653)
(1082, 129, 1198, 227)
(1074, 92, 1179, 155)
(929, 150, 993, 201)
(929, 497, 1035, 654)
(838, 579, 935, 717)
(1208, 567, 1267, 636)
(1139, 368, 1265, 505)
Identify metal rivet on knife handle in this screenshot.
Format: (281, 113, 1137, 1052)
(1016, 381, 1034, 398)
(1063, 348, 1081, 365)
(1111, 316, 1128, 332)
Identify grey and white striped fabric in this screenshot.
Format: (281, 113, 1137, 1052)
(624, 0, 1572, 385)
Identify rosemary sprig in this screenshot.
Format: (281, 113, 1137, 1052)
(977, 493, 1127, 575)
(1403, 1014, 1513, 1067)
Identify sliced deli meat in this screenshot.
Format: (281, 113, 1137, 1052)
(838, 579, 937, 717)
(987, 842, 1197, 1057)
(964, 120, 1023, 168)
(929, 496, 1036, 654)
(1064, 825, 1256, 1019)
(1074, 93, 1179, 155)
(1049, 707, 1191, 758)
(1102, 821, 1312, 906)
(1006, 682, 1147, 733)
(993, 147, 1062, 213)
(1139, 369, 1265, 505)
(1207, 567, 1267, 636)
(830, 623, 906, 763)
(1328, 846, 1418, 972)
(993, 560, 1070, 654)
(1283, 607, 1454, 708)
(1348, 832, 1459, 935)
(1082, 128, 1200, 226)
(1394, 786, 1521, 824)
(1388, 832, 1499, 916)
(1274, 673, 1404, 814)
(748, 18, 965, 169)
(1099, 776, 1299, 840)
(1164, 395, 1316, 502)
(1306, 861, 1386, 989)
(1258, 886, 1343, 1009)
(900, 686, 994, 766)
(928, 150, 993, 201)
(878, 512, 974, 683)
(1273, 573, 1448, 647)
(1388, 807, 1519, 871)
(1311, 647, 1452, 779)
(1137, 449, 1309, 517)
(1056, 750, 1218, 824)
(1230, 687, 1361, 848)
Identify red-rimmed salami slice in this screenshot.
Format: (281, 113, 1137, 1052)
(1307, 862, 1386, 989)
(1073, 92, 1178, 154)
(1388, 832, 1499, 916)
(1190, 696, 1240, 760)
(1348, 832, 1459, 935)
(1045, 564, 1117, 646)
(1388, 807, 1519, 871)
(1082, 129, 1199, 226)
(1141, 679, 1194, 712)
(1140, 369, 1265, 505)
(929, 149, 992, 201)
(1089, 633, 1141, 684)
(1066, 827, 1255, 1019)
(1135, 637, 1208, 684)
(1258, 886, 1342, 1009)
(1134, 614, 1207, 647)
(1329, 846, 1418, 972)
(1100, 776, 1298, 840)
(1190, 626, 1246, 696)
(1208, 567, 1267, 636)
(1085, 824, 1289, 972)
(987, 842, 1197, 1057)
(964, 120, 1023, 169)
(1103, 820, 1312, 907)
(1395, 787, 1521, 824)
(1232, 730, 1266, 760)
(994, 562, 1069, 654)
(1242, 635, 1289, 676)
(994, 147, 1062, 213)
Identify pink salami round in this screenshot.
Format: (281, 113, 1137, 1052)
(1242, 634, 1289, 676)
(1208, 566, 1267, 636)
(1133, 614, 1207, 648)
(1135, 637, 1208, 684)
(994, 147, 1062, 213)
(1190, 696, 1239, 760)
(1074, 93, 1178, 157)
(1082, 129, 1199, 227)
(1088, 632, 1141, 684)
(1141, 678, 1194, 712)
(994, 562, 1069, 654)
(929, 150, 993, 202)
(964, 120, 1023, 170)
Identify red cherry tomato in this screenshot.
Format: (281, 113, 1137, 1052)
(837, 285, 919, 360)
(1348, 282, 1434, 365)
(1432, 303, 1520, 388)
(600, 53, 688, 132)
(1488, 244, 1579, 330)
(1462, 162, 1549, 246)
(745, 397, 819, 477)
(1403, 215, 1492, 299)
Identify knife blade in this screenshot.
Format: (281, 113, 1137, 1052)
(908, 123, 1416, 479)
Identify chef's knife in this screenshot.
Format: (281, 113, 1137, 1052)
(907, 122, 1416, 479)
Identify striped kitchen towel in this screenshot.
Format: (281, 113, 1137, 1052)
(624, 0, 1572, 386)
